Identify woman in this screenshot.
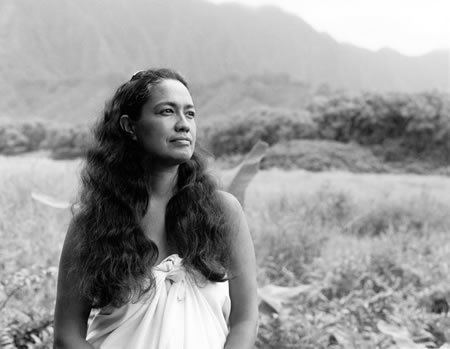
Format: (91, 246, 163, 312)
(53, 68, 258, 349)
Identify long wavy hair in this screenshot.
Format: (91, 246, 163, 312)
(69, 69, 232, 308)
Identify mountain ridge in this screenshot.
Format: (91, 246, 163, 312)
(1, 0, 448, 122)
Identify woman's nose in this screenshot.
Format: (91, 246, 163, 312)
(174, 112, 190, 132)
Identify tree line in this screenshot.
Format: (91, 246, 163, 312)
(1, 91, 449, 170)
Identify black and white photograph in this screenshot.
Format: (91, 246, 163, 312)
(1, 0, 449, 348)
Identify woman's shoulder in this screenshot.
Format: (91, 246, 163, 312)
(214, 190, 246, 232)
(215, 190, 242, 212)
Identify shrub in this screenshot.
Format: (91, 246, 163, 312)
(0, 127, 29, 154)
(0, 120, 92, 158)
(208, 107, 318, 156)
(309, 91, 450, 160)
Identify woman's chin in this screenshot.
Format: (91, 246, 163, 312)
(154, 151, 194, 166)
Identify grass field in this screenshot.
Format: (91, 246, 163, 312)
(1, 154, 450, 348)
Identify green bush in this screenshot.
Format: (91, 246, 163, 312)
(2, 91, 450, 170)
(0, 120, 92, 158)
(0, 127, 29, 154)
(43, 124, 91, 159)
(19, 121, 48, 151)
(42, 124, 91, 149)
(309, 91, 450, 153)
(208, 107, 318, 156)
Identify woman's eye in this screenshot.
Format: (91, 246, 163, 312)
(160, 108, 174, 115)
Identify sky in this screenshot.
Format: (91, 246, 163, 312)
(207, 0, 450, 56)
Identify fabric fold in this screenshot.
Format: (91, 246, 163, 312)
(86, 254, 230, 349)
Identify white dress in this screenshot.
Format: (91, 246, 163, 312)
(86, 254, 231, 349)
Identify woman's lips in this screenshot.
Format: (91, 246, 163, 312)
(170, 139, 190, 146)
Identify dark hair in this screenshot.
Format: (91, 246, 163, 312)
(69, 68, 232, 308)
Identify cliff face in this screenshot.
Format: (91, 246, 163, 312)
(1, 0, 448, 121)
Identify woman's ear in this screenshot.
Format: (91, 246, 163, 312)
(119, 115, 137, 140)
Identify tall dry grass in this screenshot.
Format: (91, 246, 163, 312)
(1, 156, 450, 348)
(236, 168, 450, 348)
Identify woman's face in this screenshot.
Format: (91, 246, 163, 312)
(134, 79, 197, 166)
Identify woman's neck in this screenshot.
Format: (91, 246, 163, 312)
(148, 165, 179, 201)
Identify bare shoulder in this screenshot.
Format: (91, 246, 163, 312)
(215, 192, 258, 338)
(215, 190, 252, 259)
(61, 218, 83, 265)
(215, 190, 246, 234)
(58, 217, 86, 291)
(215, 190, 242, 215)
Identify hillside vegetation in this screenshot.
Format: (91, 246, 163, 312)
(2, 91, 449, 175)
(1, 0, 448, 122)
(2, 0, 448, 99)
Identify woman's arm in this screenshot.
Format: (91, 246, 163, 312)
(218, 190, 259, 349)
(53, 219, 94, 349)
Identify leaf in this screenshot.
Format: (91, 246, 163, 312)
(377, 320, 428, 349)
(258, 284, 313, 314)
(30, 192, 71, 209)
(29, 333, 42, 343)
(226, 140, 268, 206)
